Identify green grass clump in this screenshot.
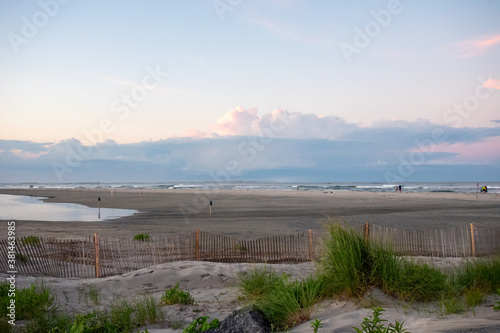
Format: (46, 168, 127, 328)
(319, 223, 374, 298)
(133, 233, 151, 241)
(22, 235, 41, 247)
(451, 257, 500, 295)
(0, 282, 57, 321)
(15, 253, 29, 263)
(238, 267, 324, 329)
(160, 283, 195, 305)
(257, 275, 324, 329)
(238, 266, 286, 301)
(319, 221, 446, 301)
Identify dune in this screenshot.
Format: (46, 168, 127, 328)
(3, 259, 500, 332)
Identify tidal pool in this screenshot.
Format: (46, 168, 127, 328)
(0, 194, 137, 221)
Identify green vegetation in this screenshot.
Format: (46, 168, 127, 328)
(22, 235, 41, 247)
(238, 267, 324, 329)
(353, 307, 408, 333)
(182, 316, 219, 333)
(495, 289, 500, 310)
(160, 283, 195, 305)
(16, 253, 29, 263)
(310, 318, 323, 333)
(0, 281, 164, 333)
(238, 266, 286, 301)
(236, 221, 500, 330)
(318, 222, 447, 301)
(133, 233, 151, 241)
(5, 222, 500, 332)
(78, 284, 100, 306)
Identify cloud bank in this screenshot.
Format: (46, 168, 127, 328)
(1, 107, 500, 183)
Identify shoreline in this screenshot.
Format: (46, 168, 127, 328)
(1, 188, 499, 240)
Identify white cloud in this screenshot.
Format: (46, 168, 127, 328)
(1, 112, 500, 182)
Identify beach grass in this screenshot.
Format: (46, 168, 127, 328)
(318, 221, 447, 302)
(238, 265, 287, 301)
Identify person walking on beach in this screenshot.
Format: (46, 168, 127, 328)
(398, 185, 402, 192)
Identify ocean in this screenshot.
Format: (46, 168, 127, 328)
(1, 181, 499, 193)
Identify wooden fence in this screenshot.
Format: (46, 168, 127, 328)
(361, 223, 500, 258)
(0, 230, 317, 278)
(1, 224, 499, 279)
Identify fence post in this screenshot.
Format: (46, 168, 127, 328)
(308, 229, 314, 261)
(364, 222, 370, 242)
(94, 233, 100, 278)
(195, 229, 200, 261)
(470, 223, 476, 257)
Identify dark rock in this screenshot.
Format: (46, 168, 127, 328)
(204, 308, 271, 333)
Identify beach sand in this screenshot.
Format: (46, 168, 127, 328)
(2, 258, 500, 332)
(1, 189, 500, 332)
(1, 188, 499, 240)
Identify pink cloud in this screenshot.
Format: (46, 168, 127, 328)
(456, 34, 500, 58)
(483, 79, 500, 90)
(179, 106, 353, 139)
(433, 137, 500, 162)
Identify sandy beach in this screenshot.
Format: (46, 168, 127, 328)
(2, 258, 500, 333)
(1, 188, 499, 240)
(2, 189, 500, 332)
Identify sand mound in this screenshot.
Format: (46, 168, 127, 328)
(3, 260, 500, 332)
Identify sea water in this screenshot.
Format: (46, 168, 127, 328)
(0, 194, 137, 222)
(0, 181, 498, 193)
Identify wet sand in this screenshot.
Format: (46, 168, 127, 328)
(1, 188, 499, 240)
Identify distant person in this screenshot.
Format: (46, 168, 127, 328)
(482, 186, 488, 193)
(398, 185, 402, 192)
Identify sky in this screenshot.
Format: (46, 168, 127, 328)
(0, 0, 499, 183)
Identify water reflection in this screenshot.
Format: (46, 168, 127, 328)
(0, 194, 137, 221)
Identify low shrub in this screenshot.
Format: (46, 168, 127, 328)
(183, 316, 220, 333)
(133, 233, 151, 241)
(160, 283, 195, 305)
(22, 235, 41, 247)
(353, 307, 408, 333)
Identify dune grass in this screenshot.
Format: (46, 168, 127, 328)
(318, 222, 447, 302)
(238, 267, 324, 329)
(238, 265, 286, 301)
(237, 221, 500, 330)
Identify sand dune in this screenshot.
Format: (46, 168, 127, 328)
(3, 259, 500, 332)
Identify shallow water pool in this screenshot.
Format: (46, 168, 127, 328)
(0, 194, 137, 221)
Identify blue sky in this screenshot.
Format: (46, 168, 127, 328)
(0, 0, 499, 182)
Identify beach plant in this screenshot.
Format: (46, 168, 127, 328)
(495, 289, 500, 310)
(319, 222, 374, 298)
(78, 284, 100, 306)
(238, 265, 286, 301)
(319, 221, 446, 301)
(22, 235, 41, 247)
(16, 252, 29, 263)
(182, 316, 220, 333)
(256, 275, 324, 329)
(353, 307, 408, 333)
(310, 318, 323, 333)
(160, 283, 195, 305)
(450, 257, 500, 295)
(464, 287, 484, 307)
(133, 295, 165, 327)
(133, 233, 151, 241)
